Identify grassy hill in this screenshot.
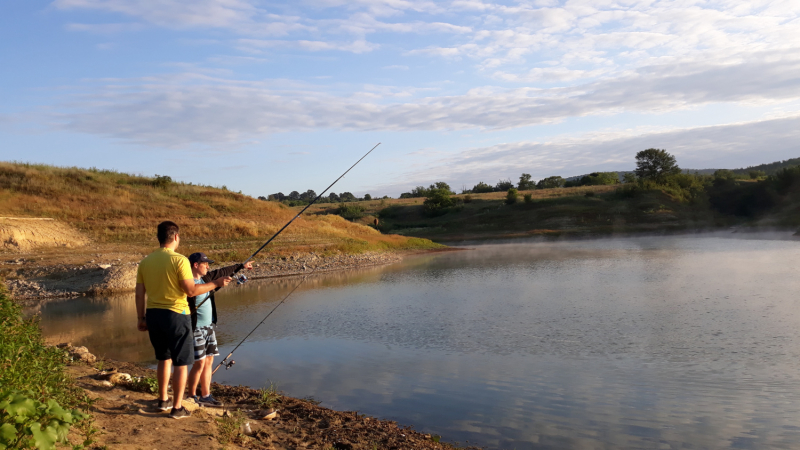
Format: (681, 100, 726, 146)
(0, 162, 442, 261)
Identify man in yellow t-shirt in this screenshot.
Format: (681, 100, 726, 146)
(135, 221, 231, 419)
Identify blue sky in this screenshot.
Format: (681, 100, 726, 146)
(2, 1, 800, 197)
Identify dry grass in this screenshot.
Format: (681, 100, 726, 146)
(0, 162, 442, 261)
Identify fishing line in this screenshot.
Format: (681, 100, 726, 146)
(194, 142, 380, 311)
(201, 143, 381, 373)
(212, 266, 318, 375)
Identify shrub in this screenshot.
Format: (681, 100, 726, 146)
(505, 188, 518, 205)
(152, 175, 172, 189)
(423, 189, 455, 213)
(463, 194, 473, 203)
(471, 181, 494, 193)
(0, 390, 87, 450)
(336, 203, 366, 221)
(523, 193, 533, 203)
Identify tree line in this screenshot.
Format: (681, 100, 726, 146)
(259, 190, 387, 206)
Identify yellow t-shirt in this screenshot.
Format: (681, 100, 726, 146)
(136, 248, 193, 314)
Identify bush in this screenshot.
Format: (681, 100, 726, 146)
(423, 189, 455, 213)
(471, 181, 494, 193)
(523, 193, 532, 203)
(0, 290, 94, 448)
(336, 203, 366, 221)
(463, 194, 473, 203)
(505, 188, 518, 205)
(152, 175, 172, 189)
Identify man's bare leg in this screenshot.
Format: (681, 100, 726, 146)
(157, 359, 172, 401)
(172, 365, 188, 409)
(200, 356, 214, 397)
(187, 359, 204, 398)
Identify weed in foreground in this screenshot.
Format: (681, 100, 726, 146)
(216, 410, 249, 446)
(257, 382, 281, 409)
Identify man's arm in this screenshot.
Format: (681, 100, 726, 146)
(204, 262, 253, 284)
(179, 277, 231, 297)
(135, 283, 147, 331)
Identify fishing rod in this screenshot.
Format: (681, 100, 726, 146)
(212, 265, 318, 374)
(194, 142, 380, 310)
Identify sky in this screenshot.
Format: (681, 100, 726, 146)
(2, 1, 800, 198)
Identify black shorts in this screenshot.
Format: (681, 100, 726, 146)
(146, 308, 193, 366)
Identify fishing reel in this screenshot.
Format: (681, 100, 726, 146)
(222, 359, 236, 370)
(233, 273, 248, 285)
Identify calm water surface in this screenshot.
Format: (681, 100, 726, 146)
(36, 233, 800, 449)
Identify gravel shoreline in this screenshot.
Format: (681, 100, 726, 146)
(3, 250, 406, 303)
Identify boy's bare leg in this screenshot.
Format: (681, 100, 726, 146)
(200, 356, 215, 397)
(172, 365, 188, 409)
(157, 359, 172, 401)
(187, 360, 204, 398)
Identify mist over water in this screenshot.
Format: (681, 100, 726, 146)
(36, 233, 800, 449)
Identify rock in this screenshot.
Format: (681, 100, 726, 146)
(108, 373, 132, 384)
(98, 380, 113, 387)
(98, 264, 112, 270)
(260, 409, 279, 420)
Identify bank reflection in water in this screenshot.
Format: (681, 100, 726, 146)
(33, 233, 800, 449)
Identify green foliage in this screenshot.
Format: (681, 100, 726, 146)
(336, 203, 366, 221)
(151, 175, 172, 188)
(523, 193, 533, 203)
(363, 193, 372, 200)
(634, 149, 681, 181)
(400, 182, 454, 198)
(749, 170, 766, 179)
(622, 172, 637, 184)
(463, 194, 473, 203)
(216, 410, 249, 446)
(518, 173, 536, 190)
(495, 179, 514, 191)
(256, 382, 281, 409)
(125, 376, 158, 394)
(537, 176, 565, 189)
(0, 390, 87, 450)
(471, 181, 494, 193)
(505, 188, 518, 205)
(423, 189, 455, 213)
(566, 172, 620, 187)
(0, 290, 95, 449)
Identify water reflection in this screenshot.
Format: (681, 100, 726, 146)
(35, 233, 800, 449)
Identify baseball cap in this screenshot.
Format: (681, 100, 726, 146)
(188, 252, 214, 264)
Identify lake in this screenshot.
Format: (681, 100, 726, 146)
(36, 232, 800, 449)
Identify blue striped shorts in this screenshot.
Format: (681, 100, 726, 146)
(193, 325, 220, 361)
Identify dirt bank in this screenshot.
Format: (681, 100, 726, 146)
(65, 351, 473, 450)
(3, 251, 405, 303)
(0, 217, 90, 252)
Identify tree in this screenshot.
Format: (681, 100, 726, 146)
(364, 193, 372, 200)
(634, 149, 681, 181)
(339, 192, 357, 202)
(432, 182, 454, 194)
(518, 173, 536, 190)
(495, 179, 514, 191)
(537, 176, 565, 189)
(749, 170, 766, 179)
(257, 196, 267, 201)
(328, 192, 340, 202)
(471, 181, 494, 193)
(299, 189, 317, 201)
(288, 191, 301, 201)
(622, 172, 637, 184)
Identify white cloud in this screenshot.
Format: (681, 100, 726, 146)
(374, 115, 800, 193)
(52, 50, 800, 147)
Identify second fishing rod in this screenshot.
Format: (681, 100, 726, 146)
(202, 142, 381, 374)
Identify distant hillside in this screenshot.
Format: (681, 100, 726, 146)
(0, 162, 441, 260)
(565, 157, 800, 180)
(730, 157, 800, 175)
